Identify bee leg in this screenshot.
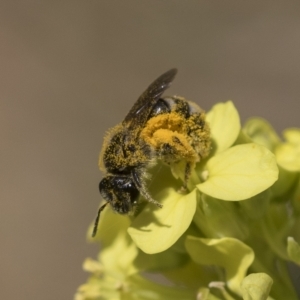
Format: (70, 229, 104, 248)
(168, 135, 196, 192)
(140, 188, 163, 208)
(184, 162, 192, 190)
(132, 168, 163, 208)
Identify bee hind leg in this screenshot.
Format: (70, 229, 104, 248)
(184, 162, 192, 189)
(177, 161, 192, 194)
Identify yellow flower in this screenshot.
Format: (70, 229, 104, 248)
(128, 102, 278, 254)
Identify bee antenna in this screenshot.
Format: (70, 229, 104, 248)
(92, 202, 108, 237)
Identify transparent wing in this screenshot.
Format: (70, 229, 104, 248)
(123, 68, 178, 130)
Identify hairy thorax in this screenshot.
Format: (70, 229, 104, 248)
(99, 124, 151, 174)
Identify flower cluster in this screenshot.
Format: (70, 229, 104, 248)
(75, 102, 300, 300)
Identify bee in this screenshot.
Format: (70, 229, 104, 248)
(92, 69, 211, 237)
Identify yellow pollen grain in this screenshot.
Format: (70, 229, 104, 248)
(141, 113, 187, 141)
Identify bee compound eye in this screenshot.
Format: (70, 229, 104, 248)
(99, 177, 114, 202)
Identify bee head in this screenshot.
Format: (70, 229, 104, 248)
(99, 175, 140, 214)
(92, 175, 140, 237)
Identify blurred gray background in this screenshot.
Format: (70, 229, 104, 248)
(1, 1, 300, 299)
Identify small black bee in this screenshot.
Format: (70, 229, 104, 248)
(92, 69, 210, 236)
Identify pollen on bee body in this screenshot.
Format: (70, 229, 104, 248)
(153, 129, 194, 152)
(141, 112, 187, 137)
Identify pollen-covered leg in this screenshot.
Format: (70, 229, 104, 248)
(183, 162, 192, 190)
(174, 160, 195, 194)
(153, 130, 197, 160)
(154, 129, 198, 180)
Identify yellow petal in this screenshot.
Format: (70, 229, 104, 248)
(128, 188, 197, 254)
(241, 273, 273, 300)
(283, 128, 300, 145)
(185, 236, 254, 296)
(287, 237, 300, 266)
(275, 142, 300, 171)
(206, 101, 240, 153)
(197, 144, 278, 200)
(243, 117, 281, 151)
